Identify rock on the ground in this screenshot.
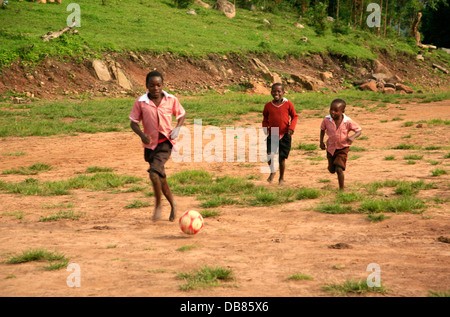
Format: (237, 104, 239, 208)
(213, 0, 235, 18)
(359, 81, 377, 92)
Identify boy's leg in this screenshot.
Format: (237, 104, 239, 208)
(160, 176, 177, 222)
(278, 158, 286, 185)
(149, 171, 163, 221)
(335, 166, 345, 191)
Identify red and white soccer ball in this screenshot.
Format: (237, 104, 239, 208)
(179, 210, 204, 235)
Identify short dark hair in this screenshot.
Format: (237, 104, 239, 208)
(271, 83, 284, 90)
(146, 70, 164, 85)
(331, 98, 346, 110)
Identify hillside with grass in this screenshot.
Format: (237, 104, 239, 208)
(0, 0, 449, 99)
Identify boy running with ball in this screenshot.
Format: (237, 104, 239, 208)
(320, 99, 362, 191)
(129, 71, 186, 221)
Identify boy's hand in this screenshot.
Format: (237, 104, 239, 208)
(170, 127, 180, 140)
(288, 129, 294, 135)
(320, 141, 326, 150)
(141, 134, 151, 145)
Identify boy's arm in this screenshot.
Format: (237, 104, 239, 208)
(262, 105, 269, 135)
(170, 114, 186, 140)
(347, 130, 362, 144)
(347, 120, 362, 144)
(320, 129, 326, 150)
(130, 121, 150, 144)
(288, 102, 298, 135)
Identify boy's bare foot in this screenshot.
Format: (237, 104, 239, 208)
(267, 173, 275, 183)
(169, 201, 177, 222)
(152, 206, 162, 222)
(279, 179, 285, 185)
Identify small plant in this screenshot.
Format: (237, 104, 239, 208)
(366, 214, 390, 222)
(2, 162, 52, 175)
(176, 245, 198, 252)
(403, 154, 423, 160)
(39, 210, 81, 222)
(286, 273, 313, 281)
(177, 266, 234, 291)
(6, 248, 69, 271)
(125, 200, 150, 209)
(428, 289, 450, 297)
(173, 0, 193, 9)
(391, 144, 420, 150)
(322, 279, 387, 295)
(431, 169, 447, 176)
(295, 142, 318, 151)
(295, 187, 321, 200)
(86, 166, 114, 173)
(384, 155, 395, 160)
(200, 209, 221, 218)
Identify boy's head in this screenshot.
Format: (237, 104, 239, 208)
(329, 99, 346, 120)
(271, 83, 284, 102)
(146, 71, 164, 98)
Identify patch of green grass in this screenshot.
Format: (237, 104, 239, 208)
(384, 155, 395, 160)
(200, 209, 221, 218)
(424, 146, 442, 150)
(295, 142, 318, 151)
(350, 146, 367, 152)
(322, 279, 387, 296)
(2, 162, 52, 175)
(177, 265, 235, 291)
(125, 200, 150, 209)
(176, 245, 198, 252)
(403, 154, 423, 160)
(444, 153, 450, 159)
(39, 210, 82, 222)
(86, 166, 114, 173)
(6, 248, 69, 271)
(286, 273, 313, 281)
(2, 152, 26, 156)
(390, 143, 421, 150)
(336, 191, 364, 204)
(315, 203, 356, 214)
(431, 168, 447, 176)
(0, 172, 142, 196)
(295, 187, 321, 200)
(428, 290, 450, 297)
(358, 196, 425, 214)
(366, 214, 390, 222)
(1, 211, 24, 220)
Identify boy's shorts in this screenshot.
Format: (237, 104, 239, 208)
(327, 147, 349, 173)
(144, 140, 172, 178)
(266, 133, 292, 160)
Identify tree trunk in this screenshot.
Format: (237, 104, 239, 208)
(384, 0, 388, 37)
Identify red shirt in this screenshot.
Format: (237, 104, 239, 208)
(262, 98, 298, 138)
(320, 114, 362, 156)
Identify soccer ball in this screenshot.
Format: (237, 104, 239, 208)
(179, 210, 204, 235)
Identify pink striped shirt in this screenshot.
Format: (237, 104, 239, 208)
(129, 91, 185, 150)
(320, 114, 362, 156)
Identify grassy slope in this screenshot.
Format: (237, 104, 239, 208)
(0, 0, 419, 67)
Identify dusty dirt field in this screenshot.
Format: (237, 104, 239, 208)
(0, 98, 449, 298)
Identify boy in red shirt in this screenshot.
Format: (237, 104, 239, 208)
(129, 71, 186, 221)
(320, 99, 362, 191)
(262, 83, 298, 185)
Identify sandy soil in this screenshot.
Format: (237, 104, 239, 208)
(0, 98, 449, 298)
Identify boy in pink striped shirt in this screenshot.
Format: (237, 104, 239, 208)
(320, 99, 362, 191)
(129, 71, 186, 221)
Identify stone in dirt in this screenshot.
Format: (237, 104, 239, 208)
(91, 59, 112, 82)
(359, 81, 377, 92)
(328, 243, 352, 249)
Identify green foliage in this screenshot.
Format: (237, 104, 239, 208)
(173, 0, 194, 9)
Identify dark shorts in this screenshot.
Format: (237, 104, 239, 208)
(327, 147, 349, 173)
(266, 133, 292, 160)
(144, 140, 172, 178)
